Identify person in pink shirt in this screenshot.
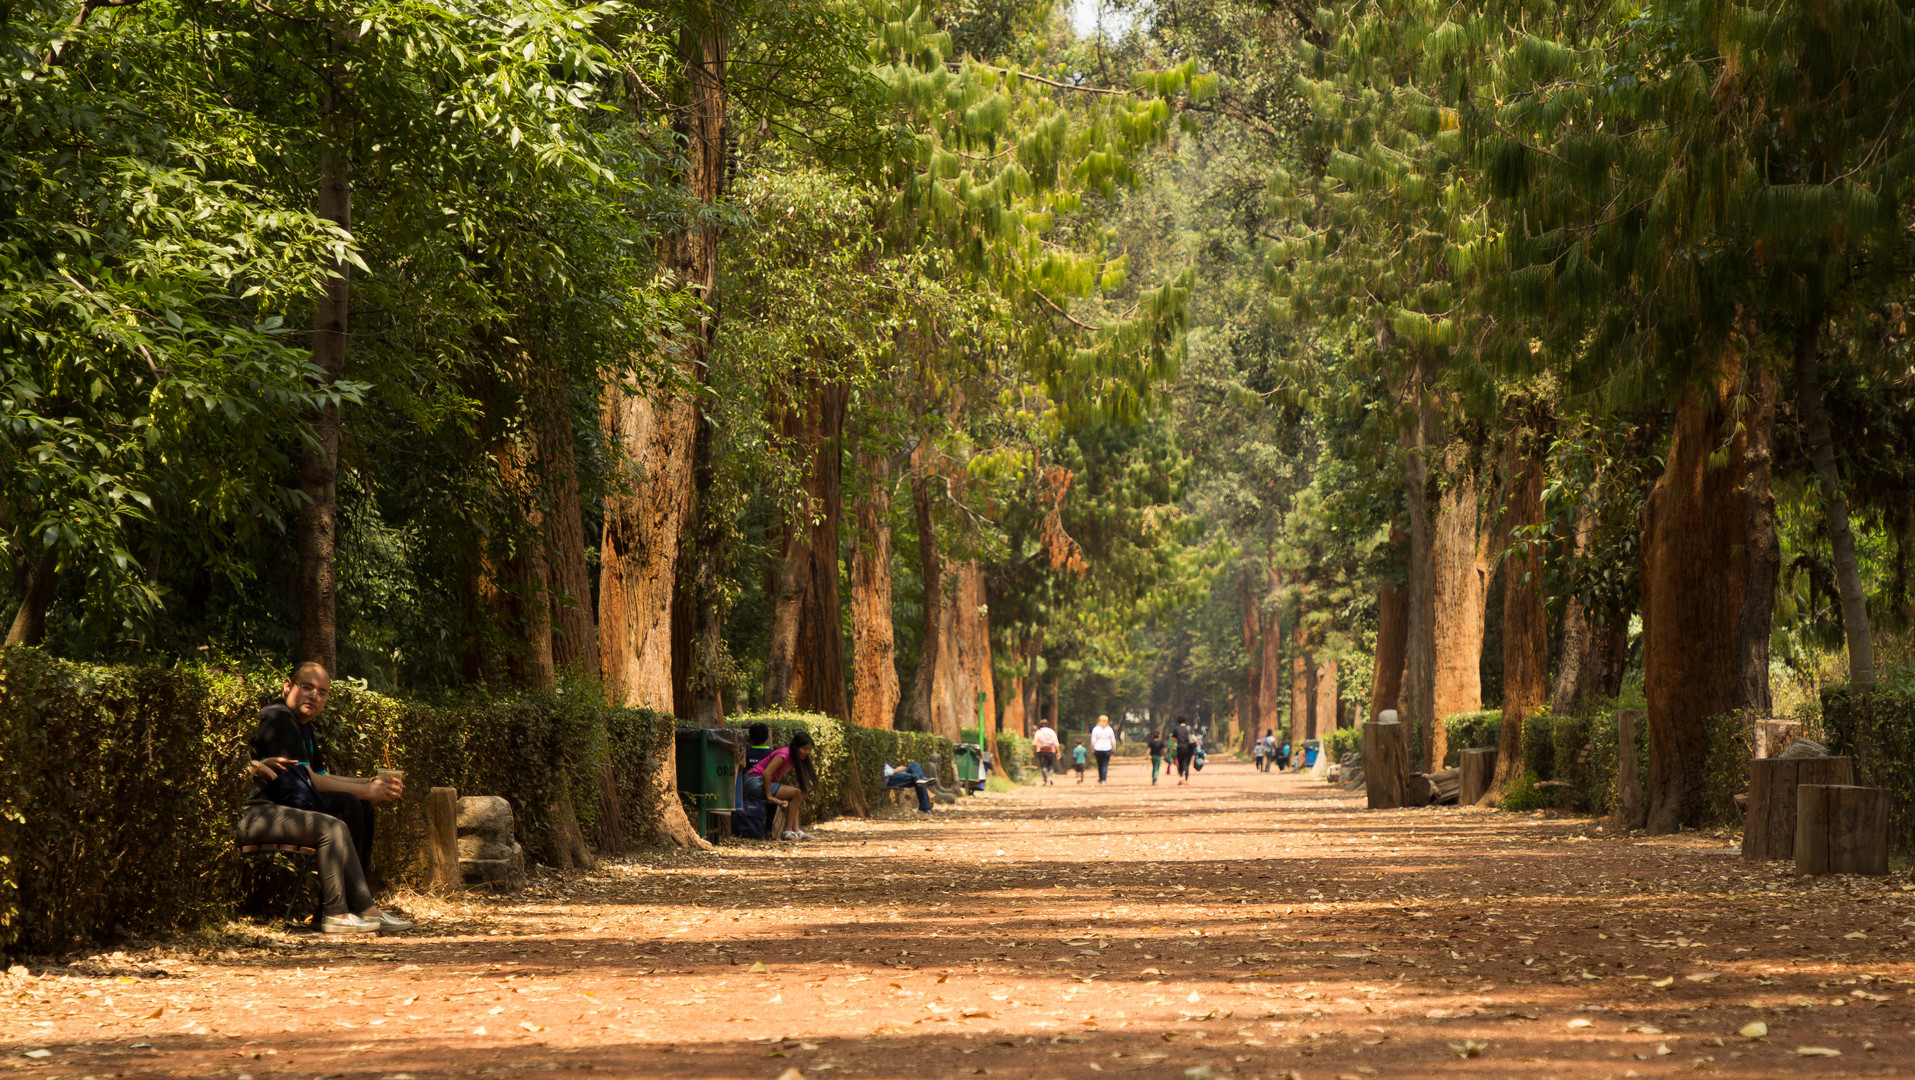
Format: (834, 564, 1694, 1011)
(745, 732, 819, 840)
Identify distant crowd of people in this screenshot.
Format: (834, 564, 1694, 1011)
(1022, 715, 1303, 787)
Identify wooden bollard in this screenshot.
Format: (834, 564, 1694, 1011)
(1744, 757, 1854, 861)
(1795, 784, 1889, 876)
(426, 786, 461, 890)
(1460, 747, 1497, 806)
(1364, 712, 1407, 809)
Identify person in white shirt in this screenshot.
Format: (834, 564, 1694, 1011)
(1032, 720, 1060, 785)
(1090, 715, 1118, 784)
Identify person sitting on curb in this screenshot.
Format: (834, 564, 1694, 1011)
(746, 731, 819, 840)
(241, 662, 411, 935)
(883, 762, 935, 813)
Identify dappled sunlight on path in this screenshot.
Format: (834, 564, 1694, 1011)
(4, 760, 1912, 1079)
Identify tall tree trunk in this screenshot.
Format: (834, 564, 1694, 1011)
(1640, 350, 1772, 834)
(1794, 319, 1874, 684)
(1430, 442, 1488, 771)
(1368, 527, 1409, 722)
(4, 547, 57, 647)
(1258, 570, 1284, 741)
(1315, 658, 1339, 736)
(598, 18, 727, 850)
(1402, 359, 1439, 772)
(764, 372, 852, 723)
(1240, 573, 1262, 740)
(298, 123, 350, 675)
(1737, 362, 1780, 718)
(909, 440, 943, 735)
(1495, 425, 1548, 788)
(1302, 652, 1320, 741)
(849, 441, 899, 729)
(1549, 504, 1598, 716)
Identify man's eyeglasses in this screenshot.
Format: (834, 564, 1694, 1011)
(295, 681, 330, 698)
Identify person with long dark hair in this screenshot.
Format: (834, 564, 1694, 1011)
(744, 731, 820, 840)
(1172, 716, 1197, 784)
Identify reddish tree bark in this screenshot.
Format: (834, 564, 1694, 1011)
(1640, 351, 1775, 834)
(849, 442, 899, 730)
(1495, 425, 1549, 788)
(1367, 527, 1409, 722)
(1430, 443, 1488, 770)
(763, 373, 851, 724)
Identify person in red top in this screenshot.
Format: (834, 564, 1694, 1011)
(1032, 720, 1060, 786)
(745, 731, 819, 841)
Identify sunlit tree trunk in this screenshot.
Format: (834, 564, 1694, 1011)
(5, 548, 56, 647)
(1430, 443, 1488, 770)
(1240, 573, 1262, 742)
(1258, 568, 1284, 742)
(849, 441, 899, 730)
(909, 439, 944, 736)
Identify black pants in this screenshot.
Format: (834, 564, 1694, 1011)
(317, 791, 375, 879)
(239, 803, 376, 916)
(1094, 749, 1111, 782)
(1176, 747, 1195, 778)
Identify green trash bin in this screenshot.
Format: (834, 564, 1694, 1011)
(955, 742, 984, 793)
(675, 727, 740, 843)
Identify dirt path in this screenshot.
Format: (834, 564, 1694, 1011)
(5, 760, 1914, 1080)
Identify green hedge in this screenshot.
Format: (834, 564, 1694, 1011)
(0, 650, 673, 955)
(732, 712, 955, 819)
(1822, 683, 1915, 856)
(1441, 710, 1502, 767)
(994, 731, 1033, 781)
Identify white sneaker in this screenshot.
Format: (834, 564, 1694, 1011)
(374, 912, 414, 934)
(782, 830, 803, 841)
(320, 913, 379, 935)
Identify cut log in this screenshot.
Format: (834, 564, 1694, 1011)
(425, 786, 460, 891)
(1753, 719, 1798, 759)
(1744, 756, 1855, 861)
(1612, 709, 1644, 830)
(1406, 767, 1461, 807)
(1363, 715, 1407, 809)
(1405, 771, 1432, 806)
(1460, 748, 1497, 806)
(1795, 784, 1889, 876)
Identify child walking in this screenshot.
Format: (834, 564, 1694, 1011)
(1071, 740, 1089, 783)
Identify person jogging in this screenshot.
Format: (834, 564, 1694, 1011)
(1172, 716, 1196, 784)
(1090, 715, 1116, 784)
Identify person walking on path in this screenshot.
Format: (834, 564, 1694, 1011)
(1071, 740, 1089, 783)
(1033, 721, 1060, 785)
(1146, 730, 1166, 785)
(1172, 716, 1196, 784)
(1090, 715, 1116, 784)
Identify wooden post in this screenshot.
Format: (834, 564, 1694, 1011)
(1795, 784, 1890, 876)
(1460, 747, 1497, 806)
(1612, 709, 1644, 830)
(1364, 712, 1407, 809)
(1744, 757, 1855, 861)
(426, 786, 460, 891)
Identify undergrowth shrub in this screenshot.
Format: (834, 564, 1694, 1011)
(1327, 727, 1362, 761)
(1441, 711, 1502, 767)
(1821, 683, 1915, 855)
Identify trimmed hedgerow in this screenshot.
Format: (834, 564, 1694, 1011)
(1440, 710, 1502, 767)
(1821, 683, 1915, 856)
(994, 731, 1034, 782)
(0, 651, 672, 955)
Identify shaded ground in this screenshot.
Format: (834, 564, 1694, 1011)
(5, 760, 1914, 1080)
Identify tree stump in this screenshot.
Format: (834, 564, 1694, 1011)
(1744, 756, 1854, 861)
(1794, 784, 1889, 876)
(425, 786, 460, 891)
(1460, 748, 1497, 805)
(1363, 714, 1407, 809)
(1612, 709, 1645, 830)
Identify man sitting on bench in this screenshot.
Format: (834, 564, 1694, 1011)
(883, 762, 934, 813)
(240, 662, 411, 935)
